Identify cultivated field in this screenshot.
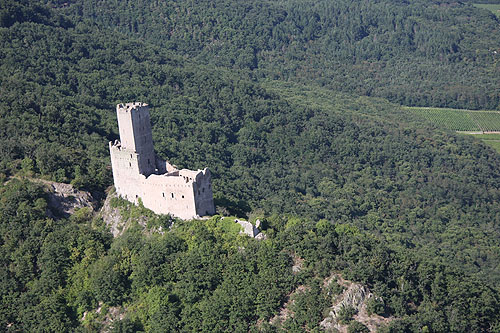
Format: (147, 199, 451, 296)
(404, 107, 500, 153)
(404, 107, 500, 132)
(473, 3, 500, 18)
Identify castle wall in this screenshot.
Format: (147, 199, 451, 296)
(136, 169, 215, 219)
(110, 102, 215, 220)
(155, 157, 176, 174)
(110, 144, 214, 219)
(139, 174, 197, 219)
(192, 169, 216, 216)
(109, 143, 143, 203)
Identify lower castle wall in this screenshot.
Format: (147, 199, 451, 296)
(139, 174, 197, 219)
(110, 144, 215, 220)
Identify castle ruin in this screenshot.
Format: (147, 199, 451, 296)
(109, 102, 215, 220)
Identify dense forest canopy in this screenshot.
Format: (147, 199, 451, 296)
(45, 0, 500, 110)
(1, 0, 500, 331)
(2, 179, 499, 331)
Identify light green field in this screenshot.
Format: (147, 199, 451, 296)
(404, 106, 500, 153)
(473, 3, 500, 18)
(404, 107, 500, 132)
(469, 134, 500, 153)
(481, 140, 500, 154)
(470, 133, 500, 140)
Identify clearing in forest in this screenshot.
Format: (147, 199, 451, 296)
(404, 106, 500, 153)
(473, 3, 500, 18)
(403, 106, 500, 132)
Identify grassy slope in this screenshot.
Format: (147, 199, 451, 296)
(473, 3, 500, 18)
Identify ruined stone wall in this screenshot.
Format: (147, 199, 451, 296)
(138, 173, 197, 219)
(110, 102, 215, 220)
(192, 169, 215, 217)
(109, 143, 141, 202)
(109, 148, 214, 219)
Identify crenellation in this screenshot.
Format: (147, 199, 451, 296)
(109, 102, 215, 219)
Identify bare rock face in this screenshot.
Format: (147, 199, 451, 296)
(321, 274, 393, 332)
(99, 189, 168, 238)
(81, 301, 126, 332)
(99, 190, 127, 237)
(99, 189, 149, 237)
(330, 283, 368, 318)
(42, 180, 96, 218)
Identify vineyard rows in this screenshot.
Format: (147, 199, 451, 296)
(404, 107, 500, 132)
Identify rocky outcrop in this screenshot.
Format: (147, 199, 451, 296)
(321, 274, 392, 332)
(40, 180, 96, 218)
(99, 190, 127, 237)
(81, 302, 126, 332)
(291, 253, 303, 274)
(99, 188, 168, 237)
(99, 189, 149, 237)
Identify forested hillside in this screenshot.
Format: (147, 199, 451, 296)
(2, 0, 500, 331)
(2, 180, 500, 332)
(48, 0, 500, 110)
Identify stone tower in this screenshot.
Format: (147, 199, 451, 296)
(116, 103, 156, 176)
(109, 102, 215, 220)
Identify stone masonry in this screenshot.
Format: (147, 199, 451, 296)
(109, 102, 215, 220)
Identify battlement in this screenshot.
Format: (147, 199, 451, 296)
(109, 103, 215, 219)
(117, 102, 148, 112)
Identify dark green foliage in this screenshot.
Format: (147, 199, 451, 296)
(286, 280, 329, 330)
(89, 255, 130, 306)
(1, 180, 500, 331)
(111, 317, 143, 333)
(147, 296, 181, 332)
(0, 180, 111, 331)
(1, 2, 499, 293)
(52, 0, 500, 110)
(366, 296, 385, 316)
(328, 280, 346, 297)
(0, 0, 69, 28)
(1, 0, 500, 331)
(338, 306, 358, 324)
(348, 321, 370, 333)
(18, 289, 74, 333)
(131, 234, 185, 291)
(275, 218, 500, 331)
